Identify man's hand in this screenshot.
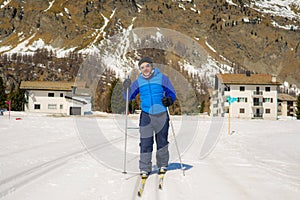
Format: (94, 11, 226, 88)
(162, 96, 173, 107)
(123, 78, 131, 90)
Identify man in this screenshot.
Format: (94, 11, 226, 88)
(123, 57, 176, 178)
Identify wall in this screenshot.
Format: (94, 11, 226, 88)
(25, 90, 86, 115)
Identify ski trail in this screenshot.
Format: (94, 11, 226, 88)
(155, 175, 160, 200)
(132, 176, 142, 200)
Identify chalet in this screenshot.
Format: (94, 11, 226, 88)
(278, 93, 297, 117)
(20, 81, 91, 116)
(210, 72, 281, 120)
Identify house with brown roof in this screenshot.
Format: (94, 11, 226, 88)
(210, 72, 281, 120)
(278, 93, 297, 117)
(20, 81, 91, 116)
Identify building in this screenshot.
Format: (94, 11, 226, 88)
(278, 93, 297, 117)
(20, 81, 91, 116)
(210, 72, 281, 120)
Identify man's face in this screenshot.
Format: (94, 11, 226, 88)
(140, 62, 153, 76)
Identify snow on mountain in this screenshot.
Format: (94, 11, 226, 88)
(1, 35, 77, 58)
(1, 0, 299, 90)
(0, 0, 12, 9)
(43, 0, 55, 12)
(225, 0, 300, 21)
(225, 0, 300, 30)
(251, 0, 300, 21)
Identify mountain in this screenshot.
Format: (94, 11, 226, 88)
(0, 0, 300, 89)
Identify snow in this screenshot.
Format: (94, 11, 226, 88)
(64, 7, 70, 15)
(178, 3, 186, 11)
(190, 7, 200, 14)
(226, 0, 300, 27)
(271, 21, 299, 30)
(226, 0, 238, 7)
(251, 0, 300, 21)
(205, 40, 217, 53)
(0, 45, 11, 53)
(0, 0, 11, 9)
(2, 37, 77, 58)
(78, 10, 116, 55)
(0, 112, 299, 200)
(280, 81, 300, 96)
(44, 0, 56, 12)
(5, 33, 37, 54)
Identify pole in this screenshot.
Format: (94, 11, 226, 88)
(123, 87, 129, 174)
(167, 108, 185, 176)
(6, 101, 11, 120)
(228, 104, 230, 135)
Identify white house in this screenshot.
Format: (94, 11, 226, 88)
(210, 72, 281, 120)
(20, 81, 91, 116)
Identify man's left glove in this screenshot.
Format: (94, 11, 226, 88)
(123, 78, 131, 90)
(162, 96, 173, 107)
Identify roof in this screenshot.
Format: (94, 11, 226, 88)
(20, 81, 75, 91)
(65, 95, 88, 104)
(278, 93, 297, 101)
(217, 73, 281, 85)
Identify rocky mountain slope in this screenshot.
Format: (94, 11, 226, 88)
(0, 0, 300, 88)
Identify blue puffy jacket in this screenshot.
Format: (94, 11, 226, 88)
(128, 68, 176, 114)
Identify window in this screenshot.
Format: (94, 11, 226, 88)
(263, 98, 273, 103)
(34, 104, 41, 110)
(238, 97, 248, 102)
(265, 87, 271, 92)
(60, 93, 64, 97)
(224, 86, 230, 91)
(60, 104, 63, 109)
(240, 86, 245, 91)
(48, 93, 55, 97)
(225, 107, 229, 113)
(265, 108, 271, 114)
(240, 108, 245, 113)
(48, 104, 57, 109)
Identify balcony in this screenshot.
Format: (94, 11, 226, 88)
(253, 113, 263, 118)
(252, 91, 263, 96)
(252, 102, 263, 107)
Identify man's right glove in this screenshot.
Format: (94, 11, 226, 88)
(123, 78, 131, 90)
(162, 96, 173, 107)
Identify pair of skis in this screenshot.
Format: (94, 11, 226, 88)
(137, 173, 165, 197)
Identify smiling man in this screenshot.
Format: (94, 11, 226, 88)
(123, 57, 176, 178)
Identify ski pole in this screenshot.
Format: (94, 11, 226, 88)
(167, 108, 185, 176)
(123, 86, 129, 174)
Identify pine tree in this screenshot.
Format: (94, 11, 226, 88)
(296, 94, 300, 120)
(0, 77, 6, 108)
(110, 79, 125, 114)
(8, 85, 25, 111)
(200, 100, 205, 113)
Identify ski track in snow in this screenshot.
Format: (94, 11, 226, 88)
(0, 135, 125, 198)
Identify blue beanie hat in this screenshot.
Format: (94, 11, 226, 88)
(138, 57, 153, 67)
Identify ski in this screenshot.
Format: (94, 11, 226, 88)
(137, 175, 148, 197)
(158, 168, 166, 190)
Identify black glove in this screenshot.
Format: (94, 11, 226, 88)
(123, 78, 131, 90)
(162, 96, 173, 107)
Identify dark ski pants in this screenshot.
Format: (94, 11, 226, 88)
(139, 111, 170, 173)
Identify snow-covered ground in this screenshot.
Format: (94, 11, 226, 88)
(0, 112, 299, 200)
